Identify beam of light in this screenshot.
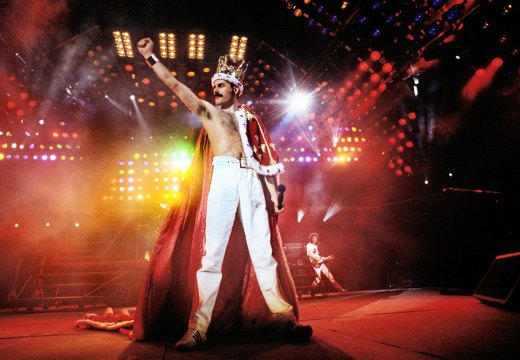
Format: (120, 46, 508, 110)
(105, 95, 132, 117)
(297, 209, 305, 223)
(130, 96, 152, 136)
(323, 196, 343, 222)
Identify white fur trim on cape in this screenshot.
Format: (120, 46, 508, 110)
(235, 108, 285, 176)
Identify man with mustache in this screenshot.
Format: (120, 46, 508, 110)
(135, 38, 312, 351)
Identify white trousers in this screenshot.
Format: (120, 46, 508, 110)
(190, 156, 293, 333)
(314, 263, 334, 282)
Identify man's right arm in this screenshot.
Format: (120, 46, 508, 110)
(137, 38, 211, 119)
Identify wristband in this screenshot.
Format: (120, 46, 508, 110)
(145, 54, 160, 68)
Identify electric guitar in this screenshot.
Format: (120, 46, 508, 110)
(310, 255, 334, 268)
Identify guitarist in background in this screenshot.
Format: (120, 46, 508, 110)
(306, 233, 347, 292)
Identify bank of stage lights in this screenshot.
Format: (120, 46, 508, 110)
(113, 31, 248, 61)
(105, 135, 365, 202)
(103, 150, 193, 202)
(282, 130, 365, 164)
(0, 130, 81, 162)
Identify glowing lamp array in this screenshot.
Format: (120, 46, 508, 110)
(229, 35, 248, 61)
(113, 31, 134, 58)
(158, 33, 176, 59)
(0, 130, 81, 162)
(113, 31, 248, 62)
(188, 34, 206, 60)
(103, 150, 193, 202)
(387, 112, 417, 176)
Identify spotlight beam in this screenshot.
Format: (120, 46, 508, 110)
(105, 95, 132, 117)
(323, 194, 343, 222)
(130, 96, 152, 136)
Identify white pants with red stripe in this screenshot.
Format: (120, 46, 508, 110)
(189, 156, 293, 333)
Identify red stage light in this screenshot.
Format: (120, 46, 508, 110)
(398, 118, 407, 126)
(475, 68, 486, 78)
(396, 145, 404, 152)
(358, 62, 369, 71)
(16, 109, 25, 117)
(382, 63, 393, 73)
(29, 100, 38, 108)
(405, 141, 414, 148)
(157, 91, 166, 97)
(370, 90, 378, 97)
(491, 57, 503, 68)
(389, 137, 396, 144)
(370, 73, 381, 83)
(408, 112, 417, 120)
(370, 51, 381, 61)
(397, 132, 405, 139)
(396, 158, 404, 165)
(124, 64, 134, 72)
(404, 166, 412, 173)
(142, 78, 151, 85)
(395, 169, 403, 176)
(20, 92, 29, 100)
(7, 101, 16, 109)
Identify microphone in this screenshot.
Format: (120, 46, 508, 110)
(443, 187, 501, 195)
(277, 184, 286, 210)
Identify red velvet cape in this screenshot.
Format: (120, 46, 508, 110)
(131, 127, 299, 341)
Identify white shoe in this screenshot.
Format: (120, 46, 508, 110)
(175, 328, 206, 351)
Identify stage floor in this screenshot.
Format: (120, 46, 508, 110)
(1, 289, 519, 359)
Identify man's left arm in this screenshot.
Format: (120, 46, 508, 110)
(263, 175, 282, 215)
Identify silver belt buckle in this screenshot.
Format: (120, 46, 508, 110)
(240, 158, 248, 168)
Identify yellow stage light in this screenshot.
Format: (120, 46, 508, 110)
(188, 34, 205, 59)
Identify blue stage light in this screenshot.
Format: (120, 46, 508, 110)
(413, 11, 427, 23)
(427, 20, 443, 37)
(371, 1, 382, 11)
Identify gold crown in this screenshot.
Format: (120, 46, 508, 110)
(214, 55, 248, 84)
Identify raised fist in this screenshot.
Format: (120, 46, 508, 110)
(137, 38, 154, 57)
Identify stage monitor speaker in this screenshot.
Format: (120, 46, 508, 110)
(473, 252, 520, 308)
